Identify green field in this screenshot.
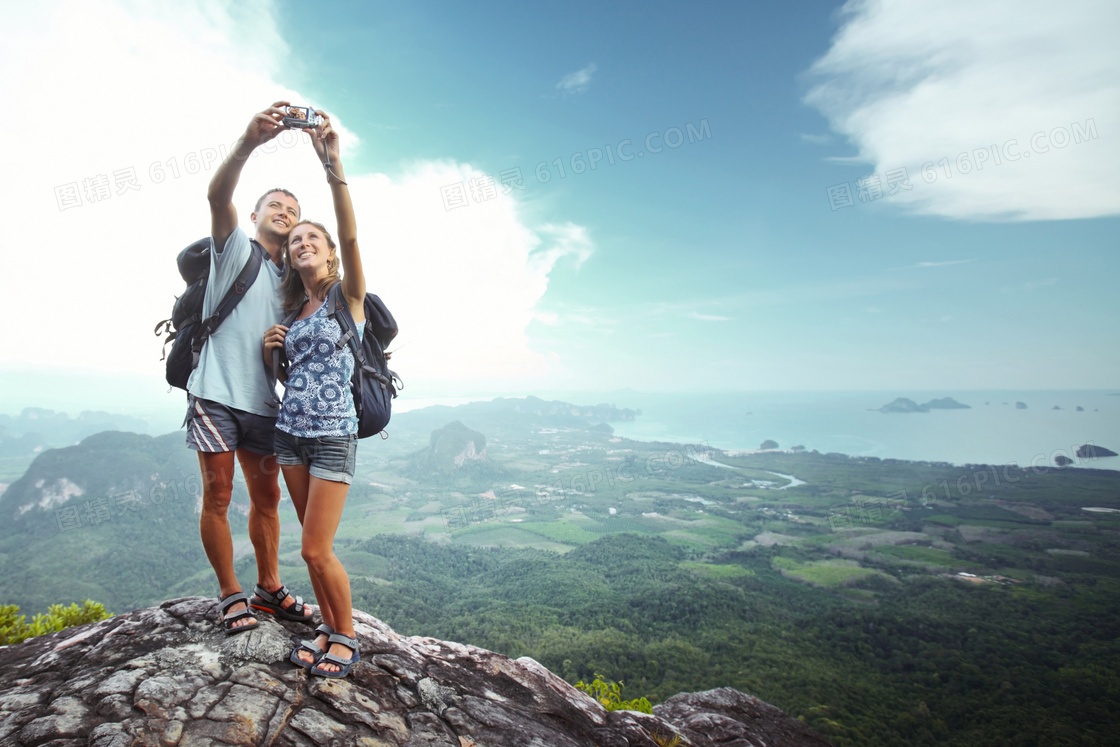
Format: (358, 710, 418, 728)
(772, 557, 887, 587)
(873, 544, 955, 565)
(4, 408, 1120, 747)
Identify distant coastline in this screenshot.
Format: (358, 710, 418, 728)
(2, 386, 1118, 474)
(601, 390, 1120, 473)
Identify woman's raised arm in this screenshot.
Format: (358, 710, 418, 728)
(311, 112, 365, 322)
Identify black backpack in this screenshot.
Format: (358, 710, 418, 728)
(274, 282, 402, 437)
(154, 237, 265, 391)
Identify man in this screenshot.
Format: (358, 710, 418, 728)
(186, 101, 313, 633)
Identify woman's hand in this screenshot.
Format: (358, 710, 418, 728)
(263, 324, 289, 353)
(263, 323, 289, 380)
(310, 110, 341, 169)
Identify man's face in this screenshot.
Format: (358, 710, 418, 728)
(251, 191, 300, 239)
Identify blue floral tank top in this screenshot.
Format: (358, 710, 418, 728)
(277, 303, 362, 438)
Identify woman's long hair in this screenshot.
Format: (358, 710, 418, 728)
(280, 220, 341, 313)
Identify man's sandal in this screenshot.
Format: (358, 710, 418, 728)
(216, 591, 259, 636)
(290, 623, 335, 669)
(250, 584, 314, 623)
(310, 633, 361, 679)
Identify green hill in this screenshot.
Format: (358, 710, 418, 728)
(0, 431, 244, 612)
(1, 396, 1118, 744)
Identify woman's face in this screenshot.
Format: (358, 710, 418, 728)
(287, 223, 334, 274)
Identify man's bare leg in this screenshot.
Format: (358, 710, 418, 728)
(198, 451, 255, 629)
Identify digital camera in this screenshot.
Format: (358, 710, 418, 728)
(281, 106, 322, 129)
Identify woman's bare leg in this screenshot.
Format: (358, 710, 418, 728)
(281, 465, 336, 663)
(300, 475, 354, 672)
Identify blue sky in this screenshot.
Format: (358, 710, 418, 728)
(0, 0, 1117, 417)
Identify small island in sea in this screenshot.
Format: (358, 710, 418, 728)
(1077, 444, 1118, 458)
(878, 396, 971, 413)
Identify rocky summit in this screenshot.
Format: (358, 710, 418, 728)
(0, 597, 831, 746)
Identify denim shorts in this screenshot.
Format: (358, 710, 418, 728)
(273, 430, 357, 484)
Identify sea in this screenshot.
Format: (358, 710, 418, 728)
(588, 390, 1120, 473)
(1, 369, 1117, 472)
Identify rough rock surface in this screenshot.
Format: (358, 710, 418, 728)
(0, 597, 831, 746)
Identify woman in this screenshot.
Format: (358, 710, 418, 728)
(262, 111, 365, 678)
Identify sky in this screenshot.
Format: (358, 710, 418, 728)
(0, 0, 1117, 419)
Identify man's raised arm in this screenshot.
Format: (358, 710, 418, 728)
(207, 101, 290, 251)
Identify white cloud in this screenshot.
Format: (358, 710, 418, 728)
(556, 63, 598, 95)
(0, 0, 588, 394)
(363, 161, 591, 387)
(529, 222, 593, 274)
(688, 312, 732, 322)
(914, 260, 973, 268)
(805, 0, 1120, 221)
(885, 259, 975, 271)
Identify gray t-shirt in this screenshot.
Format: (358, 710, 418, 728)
(185, 226, 285, 417)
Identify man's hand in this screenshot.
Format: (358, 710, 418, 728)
(236, 101, 292, 158)
(209, 101, 292, 247)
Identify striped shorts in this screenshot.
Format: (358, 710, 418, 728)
(184, 395, 277, 454)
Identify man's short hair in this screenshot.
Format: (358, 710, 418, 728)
(254, 188, 300, 217)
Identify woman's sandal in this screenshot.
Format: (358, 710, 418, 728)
(216, 591, 259, 636)
(250, 583, 315, 623)
(290, 623, 335, 669)
(310, 633, 361, 679)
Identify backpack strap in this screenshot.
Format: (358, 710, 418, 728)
(190, 241, 265, 370)
(326, 284, 395, 392)
(326, 283, 362, 362)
